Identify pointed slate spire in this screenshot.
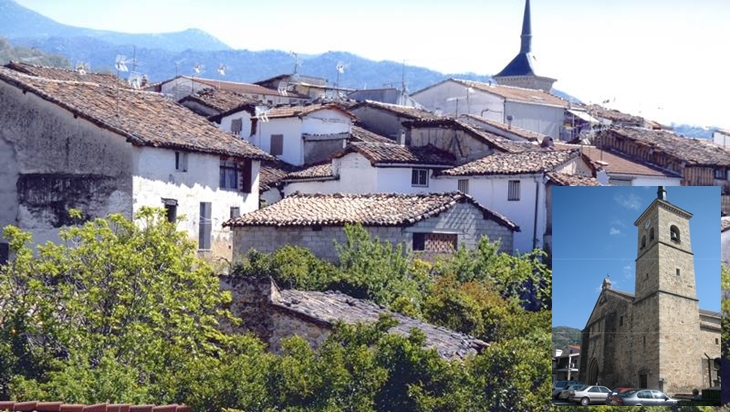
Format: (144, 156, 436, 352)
(657, 186, 667, 201)
(520, 0, 532, 54)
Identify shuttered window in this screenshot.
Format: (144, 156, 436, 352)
(508, 180, 520, 201)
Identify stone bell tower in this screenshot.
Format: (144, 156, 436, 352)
(632, 186, 700, 394)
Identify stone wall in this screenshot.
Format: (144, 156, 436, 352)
(657, 293, 701, 394)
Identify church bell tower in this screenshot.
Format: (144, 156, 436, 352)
(632, 186, 700, 394)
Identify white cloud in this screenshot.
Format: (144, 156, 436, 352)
(611, 219, 626, 228)
(614, 193, 642, 210)
(610, 227, 621, 236)
(623, 265, 633, 279)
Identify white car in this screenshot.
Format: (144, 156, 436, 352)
(569, 385, 612, 405)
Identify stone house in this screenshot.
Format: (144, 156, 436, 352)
(281, 141, 456, 197)
(0, 66, 272, 260)
(348, 99, 440, 142)
(410, 78, 568, 139)
(224, 192, 519, 261)
(595, 127, 730, 187)
(246, 103, 356, 166)
(220, 276, 488, 359)
(578, 188, 722, 395)
(432, 149, 595, 253)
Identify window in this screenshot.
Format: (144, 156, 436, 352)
(676, 268, 681, 276)
(270, 134, 284, 156)
(250, 118, 258, 136)
(670, 225, 680, 242)
(411, 168, 429, 187)
(717, 338, 720, 345)
(715, 168, 726, 180)
(619, 316, 623, 326)
(240, 159, 252, 193)
(198, 202, 212, 250)
(457, 179, 469, 194)
(508, 180, 520, 201)
(220, 159, 239, 191)
(230, 118, 243, 134)
(0, 242, 8, 266)
(413, 233, 425, 251)
(162, 198, 178, 223)
(649, 227, 654, 241)
(230, 206, 240, 219)
(641, 235, 646, 249)
(412, 233, 457, 253)
(175, 151, 188, 172)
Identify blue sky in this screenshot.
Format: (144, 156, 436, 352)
(552, 186, 721, 330)
(12, 0, 730, 129)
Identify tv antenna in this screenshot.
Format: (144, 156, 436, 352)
(289, 51, 302, 75)
(193, 63, 205, 76)
(217, 64, 227, 77)
(115, 55, 135, 74)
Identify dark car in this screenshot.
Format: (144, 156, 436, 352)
(606, 387, 635, 405)
(615, 389, 678, 406)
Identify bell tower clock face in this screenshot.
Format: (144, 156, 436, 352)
(645, 219, 651, 229)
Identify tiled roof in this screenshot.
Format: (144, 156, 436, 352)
(572, 145, 681, 178)
(284, 163, 334, 180)
(334, 142, 456, 166)
(5, 61, 129, 87)
(404, 118, 527, 153)
(0, 402, 189, 412)
(350, 125, 394, 143)
(440, 149, 580, 176)
(274, 287, 488, 359)
(605, 127, 730, 167)
(350, 100, 439, 120)
(182, 76, 307, 98)
(264, 103, 356, 119)
(450, 78, 568, 107)
(584, 104, 646, 125)
(545, 171, 603, 186)
(259, 159, 300, 192)
(225, 192, 518, 230)
(461, 113, 546, 141)
(0, 68, 273, 160)
(179, 87, 258, 113)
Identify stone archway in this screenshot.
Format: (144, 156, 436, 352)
(588, 357, 600, 385)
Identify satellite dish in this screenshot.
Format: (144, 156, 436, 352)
(255, 106, 270, 122)
(75, 61, 90, 75)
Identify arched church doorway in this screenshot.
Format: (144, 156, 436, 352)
(588, 358, 599, 385)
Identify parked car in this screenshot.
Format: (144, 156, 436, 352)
(560, 384, 586, 400)
(615, 389, 678, 406)
(552, 380, 581, 399)
(606, 387, 636, 405)
(569, 385, 612, 405)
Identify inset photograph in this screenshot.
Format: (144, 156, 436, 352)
(551, 186, 721, 407)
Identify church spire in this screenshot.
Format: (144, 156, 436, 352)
(657, 186, 667, 201)
(520, 0, 532, 54)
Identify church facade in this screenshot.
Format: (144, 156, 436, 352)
(578, 187, 721, 395)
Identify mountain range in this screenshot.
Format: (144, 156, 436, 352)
(0, 0, 717, 138)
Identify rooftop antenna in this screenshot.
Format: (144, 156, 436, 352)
(115, 55, 134, 77)
(289, 51, 302, 82)
(217, 63, 227, 89)
(401, 59, 408, 94)
(191, 63, 205, 95)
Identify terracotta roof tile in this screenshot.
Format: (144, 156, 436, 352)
(285, 163, 334, 180)
(334, 142, 456, 166)
(0, 68, 273, 161)
(545, 171, 603, 186)
(722, 217, 730, 232)
(440, 149, 580, 176)
(605, 127, 730, 167)
(5, 61, 129, 88)
(451, 78, 568, 107)
(225, 192, 518, 230)
(181, 76, 307, 98)
(462, 113, 546, 141)
(350, 100, 440, 120)
(179, 88, 258, 113)
(350, 125, 395, 143)
(259, 159, 300, 191)
(264, 103, 356, 119)
(583, 104, 646, 125)
(571, 145, 680, 177)
(274, 288, 488, 359)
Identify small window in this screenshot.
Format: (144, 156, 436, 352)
(457, 179, 469, 194)
(413, 233, 425, 251)
(508, 180, 520, 201)
(645, 273, 649, 279)
(175, 151, 188, 172)
(676, 268, 680, 276)
(716, 338, 719, 345)
(230, 206, 240, 219)
(270, 134, 284, 156)
(715, 168, 726, 180)
(198, 202, 212, 250)
(641, 235, 646, 249)
(231, 118, 243, 134)
(619, 316, 623, 326)
(220, 159, 239, 191)
(162, 198, 178, 223)
(649, 227, 654, 241)
(670, 225, 680, 242)
(250, 118, 258, 136)
(411, 169, 429, 187)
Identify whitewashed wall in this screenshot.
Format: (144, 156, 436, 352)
(412, 81, 505, 120)
(255, 117, 302, 165)
(302, 110, 352, 135)
(131, 146, 260, 260)
(504, 101, 564, 140)
(219, 110, 254, 138)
